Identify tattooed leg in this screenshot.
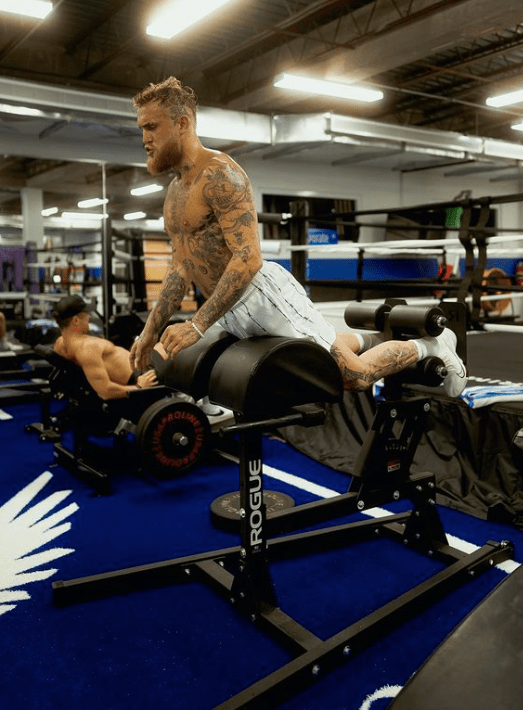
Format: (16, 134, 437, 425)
(331, 333, 418, 391)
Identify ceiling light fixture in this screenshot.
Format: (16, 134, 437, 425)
(130, 184, 164, 196)
(0, 0, 53, 19)
(274, 74, 384, 103)
(41, 207, 58, 217)
(486, 88, 523, 108)
(0, 103, 44, 117)
(78, 197, 108, 209)
(146, 0, 235, 40)
(124, 211, 147, 221)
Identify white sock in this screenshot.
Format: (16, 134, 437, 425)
(353, 333, 365, 352)
(356, 332, 384, 354)
(413, 337, 430, 360)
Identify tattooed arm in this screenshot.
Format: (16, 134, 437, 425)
(160, 159, 262, 359)
(190, 161, 261, 330)
(129, 260, 189, 369)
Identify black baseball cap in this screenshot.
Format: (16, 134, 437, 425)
(53, 295, 92, 325)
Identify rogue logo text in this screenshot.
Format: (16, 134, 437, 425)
(248, 458, 263, 548)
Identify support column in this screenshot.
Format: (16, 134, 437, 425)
(21, 187, 44, 309)
(21, 187, 44, 247)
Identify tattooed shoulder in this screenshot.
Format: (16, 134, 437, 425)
(201, 159, 253, 214)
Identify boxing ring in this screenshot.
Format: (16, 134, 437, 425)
(259, 192, 523, 530)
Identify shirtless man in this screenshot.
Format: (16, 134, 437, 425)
(129, 77, 467, 397)
(53, 295, 158, 400)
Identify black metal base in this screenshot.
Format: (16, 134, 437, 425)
(53, 441, 113, 495)
(52, 510, 514, 709)
(50, 376, 515, 709)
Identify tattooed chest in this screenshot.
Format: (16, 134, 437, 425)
(177, 221, 231, 288)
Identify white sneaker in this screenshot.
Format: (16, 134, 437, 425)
(6, 340, 25, 351)
(197, 396, 223, 417)
(434, 328, 468, 397)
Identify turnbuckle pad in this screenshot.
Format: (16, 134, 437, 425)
(136, 397, 210, 477)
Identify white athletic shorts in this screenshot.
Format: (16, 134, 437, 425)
(218, 260, 337, 350)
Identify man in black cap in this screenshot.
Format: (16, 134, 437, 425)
(53, 295, 158, 399)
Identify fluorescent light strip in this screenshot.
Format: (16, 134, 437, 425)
(147, 0, 234, 40)
(0, 0, 53, 19)
(130, 184, 163, 196)
(0, 103, 45, 117)
(487, 88, 523, 108)
(78, 197, 108, 209)
(124, 211, 147, 221)
(274, 73, 384, 103)
(41, 207, 58, 217)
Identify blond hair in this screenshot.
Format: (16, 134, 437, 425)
(133, 76, 198, 123)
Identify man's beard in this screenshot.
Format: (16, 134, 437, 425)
(147, 142, 182, 175)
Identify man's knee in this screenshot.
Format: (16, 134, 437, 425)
(341, 372, 375, 392)
(330, 344, 374, 392)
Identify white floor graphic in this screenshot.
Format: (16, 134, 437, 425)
(0, 471, 78, 616)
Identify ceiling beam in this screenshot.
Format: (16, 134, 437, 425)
(224, 0, 523, 111)
(197, 0, 367, 78)
(0, 0, 68, 64)
(64, 0, 135, 55)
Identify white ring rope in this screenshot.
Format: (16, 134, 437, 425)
(284, 246, 523, 257)
(29, 252, 170, 267)
(112, 249, 169, 263)
(288, 233, 523, 253)
(482, 323, 523, 332)
(28, 258, 101, 268)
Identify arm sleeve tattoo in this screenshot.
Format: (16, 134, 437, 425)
(195, 162, 261, 330)
(144, 263, 188, 336)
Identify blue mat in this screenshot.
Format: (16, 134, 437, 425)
(1, 402, 521, 710)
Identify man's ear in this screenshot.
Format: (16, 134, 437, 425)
(178, 114, 191, 135)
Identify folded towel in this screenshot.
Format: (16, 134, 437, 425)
(373, 380, 523, 409)
(460, 385, 523, 409)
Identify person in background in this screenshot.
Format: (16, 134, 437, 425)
(53, 295, 158, 400)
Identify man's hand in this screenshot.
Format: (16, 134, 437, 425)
(129, 332, 158, 370)
(136, 369, 158, 389)
(160, 321, 201, 358)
